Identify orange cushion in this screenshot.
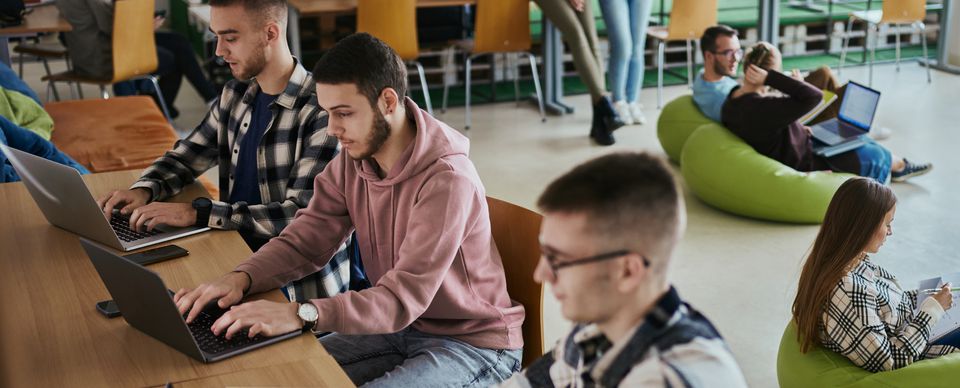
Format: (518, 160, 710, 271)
(47, 96, 220, 198)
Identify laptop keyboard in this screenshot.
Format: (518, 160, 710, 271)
(186, 308, 269, 355)
(109, 214, 162, 242)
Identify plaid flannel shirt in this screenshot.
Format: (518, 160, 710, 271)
(820, 257, 959, 372)
(131, 60, 350, 299)
(499, 287, 747, 388)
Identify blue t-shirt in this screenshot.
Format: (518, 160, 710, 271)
(692, 71, 738, 122)
(230, 92, 277, 205)
(229, 91, 277, 250)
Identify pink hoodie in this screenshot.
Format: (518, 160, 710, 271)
(235, 98, 525, 350)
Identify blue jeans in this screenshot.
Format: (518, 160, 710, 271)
(320, 327, 522, 387)
(0, 115, 89, 182)
(853, 138, 892, 183)
(599, 0, 653, 103)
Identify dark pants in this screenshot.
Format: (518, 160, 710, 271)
(114, 32, 217, 118)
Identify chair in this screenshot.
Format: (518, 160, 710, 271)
(681, 123, 854, 224)
(486, 196, 544, 368)
(42, 0, 172, 120)
(777, 320, 960, 387)
(357, 0, 433, 116)
(646, 0, 717, 109)
(839, 0, 932, 86)
(441, 0, 546, 130)
(14, 41, 69, 101)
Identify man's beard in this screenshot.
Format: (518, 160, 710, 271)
(235, 44, 268, 81)
(714, 60, 735, 77)
(353, 108, 392, 161)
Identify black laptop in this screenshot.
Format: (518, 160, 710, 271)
(79, 238, 301, 363)
(810, 81, 880, 156)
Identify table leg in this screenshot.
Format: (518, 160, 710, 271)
(0, 37, 11, 67)
(542, 19, 573, 115)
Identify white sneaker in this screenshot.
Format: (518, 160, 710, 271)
(613, 100, 635, 125)
(870, 126, 892, 141)
(628, 101, 647, 125)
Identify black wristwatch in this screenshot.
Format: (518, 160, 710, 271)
(192, 197, 213, 227)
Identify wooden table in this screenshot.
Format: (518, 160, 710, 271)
(172, 359, 348, 387)
(0, 170, 352, 387)
(0, 3, 72, 65)
(285, 0, 475, 57)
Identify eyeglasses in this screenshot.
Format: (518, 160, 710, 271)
(712, 48, 744, 60)
(542, 249, 650, 277)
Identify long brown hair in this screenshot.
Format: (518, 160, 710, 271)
(792, 177, 897, 353)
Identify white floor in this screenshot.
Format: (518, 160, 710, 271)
(19, 57, 960, 386)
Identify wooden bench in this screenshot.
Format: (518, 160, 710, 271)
(45, 96, 220, 197)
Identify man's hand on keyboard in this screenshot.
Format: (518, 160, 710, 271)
(129, 202, 197, 232)
(97, 188, 151, 221)
(175, 271, 250, 324)
(211, 300, 301, 339)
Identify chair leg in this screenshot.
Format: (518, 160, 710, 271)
(76, 83, 84, 99)
(100, 85, 109, 99)
(465, 55, 473, 130)
(144, 75, 174, 121)
(411, 61, 433, 116)
(869, 23, 876, 87)
(657, 40, 664, 109)
(839, 18, 854, 78)
(686, 39, 693, 87)
(441, 47, 454, 114)
(526, 52, 546, 123)
(40, 59, 60, 101)
(894, 23, 901, 72)
(513, 54, 521, 107)
(18, 51, 24, 78)
(919, 22, 931, 83)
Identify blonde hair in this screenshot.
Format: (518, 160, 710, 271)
(744, 41, 779, 70)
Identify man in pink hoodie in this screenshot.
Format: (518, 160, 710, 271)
(174, 33, 524, 386)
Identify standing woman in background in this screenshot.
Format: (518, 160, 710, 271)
(535, 0, 625, 146)
(599, 0, 652, 125)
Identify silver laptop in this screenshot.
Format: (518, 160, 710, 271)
(811, 81, 880, 146)
(0, 144, 209, 251)
(79, 238, 300, 362)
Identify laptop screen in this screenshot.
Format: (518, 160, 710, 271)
(838, 82, 881, 131)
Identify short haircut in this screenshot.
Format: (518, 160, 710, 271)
(700, 25, 738, 54)
(312, 33, 408, 109)
(537, 152, 685, 271)
(208, 0, 288, 27)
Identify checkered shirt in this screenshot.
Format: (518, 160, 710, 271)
(131, 60, 349, 299)
(820, 257, 959, 372)
(498, 287, 747, 388)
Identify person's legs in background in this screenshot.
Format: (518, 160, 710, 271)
(624, 0, 652, 124)
(154, 43, 180, 119)
(535, 0, 624, 146)
(155, 32, 218, 104)
(600, 0, 635, 124)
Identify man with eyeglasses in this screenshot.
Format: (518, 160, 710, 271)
(498, 152, 747, 387)
(693, 25, 743, 122)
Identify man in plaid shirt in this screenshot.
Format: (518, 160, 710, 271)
(499, 152, 747, 388)
(97, 0, 352, 299)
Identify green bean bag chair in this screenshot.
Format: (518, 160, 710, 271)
(778, 321, 960, 387)
(680, 124, 854, 224)
(656, 95, 714, 163)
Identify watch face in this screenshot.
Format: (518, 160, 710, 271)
(298, 303, 319, 322)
